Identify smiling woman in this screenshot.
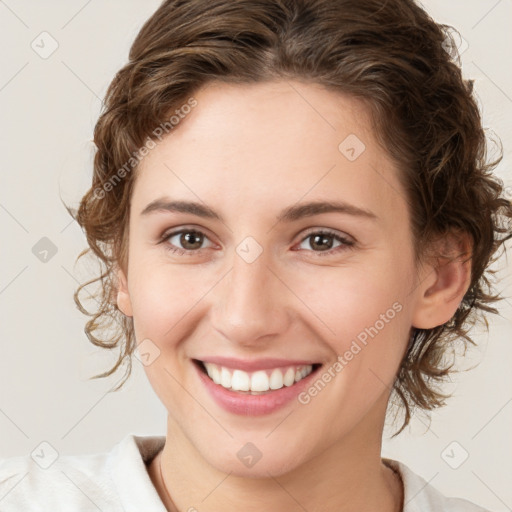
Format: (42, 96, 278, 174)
(1, 0, 510, 511)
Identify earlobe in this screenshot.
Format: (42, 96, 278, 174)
(116, 266, 133, 317)
(412, 234, 472, 330)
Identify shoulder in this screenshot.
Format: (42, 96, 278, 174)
(384, 458, 492, 512)
(0, 434, 166, 511)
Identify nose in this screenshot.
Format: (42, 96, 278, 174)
(210, 245, 291, 348)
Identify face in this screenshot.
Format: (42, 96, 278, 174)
(117, 80, 427, 477)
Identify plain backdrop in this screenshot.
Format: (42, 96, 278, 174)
(0, 0, 511, 510)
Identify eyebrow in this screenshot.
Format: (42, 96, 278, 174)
(140, 198, 378, 223)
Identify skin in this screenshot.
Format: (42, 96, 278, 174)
(116, 80, 471, 511)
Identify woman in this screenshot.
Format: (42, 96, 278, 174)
(1, 0, 509, 510)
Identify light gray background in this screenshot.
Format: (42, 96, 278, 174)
(0, 0, 511, 510)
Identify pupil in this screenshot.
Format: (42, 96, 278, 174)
(311, 234, 332, 251)
(182, 232, 202, 249)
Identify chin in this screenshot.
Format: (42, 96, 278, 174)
(198, 439, 309, 479)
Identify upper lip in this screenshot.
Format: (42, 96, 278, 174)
(195, 356, 320, 372)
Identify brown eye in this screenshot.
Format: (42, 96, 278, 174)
(297, 229, 354, 256)
(178, 231, 204, 250)
(163, 229, 214, 255)
(308, 233, 336, 251)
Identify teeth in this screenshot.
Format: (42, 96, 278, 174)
(283, 367, 295, 387)
(251, 371, 269, 392)
(269, 368, 283, 390)
(202, 362, 314, 393)
(220, 367, 231, 388)
(231, 370, 250, 391)
(211, 365, 221, 384)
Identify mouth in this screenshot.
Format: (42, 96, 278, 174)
(193, 359, 322, 395)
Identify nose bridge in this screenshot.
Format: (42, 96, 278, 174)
(211, 238, 288, 345)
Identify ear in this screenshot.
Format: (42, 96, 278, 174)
(412, 232, 472, 329)
(115, 265, 133, 317)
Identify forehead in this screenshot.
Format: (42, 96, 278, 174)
(133, 80, 408, 225)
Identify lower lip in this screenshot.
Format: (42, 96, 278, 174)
(194, 362, 320, 416)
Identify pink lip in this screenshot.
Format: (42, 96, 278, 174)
(194, 360, 320, 416)
(195, 356, 319, 372)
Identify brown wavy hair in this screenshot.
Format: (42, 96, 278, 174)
(71, 0, 512, 434)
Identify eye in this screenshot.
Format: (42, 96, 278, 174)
(161, 228, 214, 255)
(159, 227, 355, 257)
(295, 229, 355, 256)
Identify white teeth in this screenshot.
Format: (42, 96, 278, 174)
(251, 371, 270, 392)
(204, 363, 214, 379)
(220, 367, 232, 388)
(269, 368, 283, 390)
(231, 370, 250, 391)
(201, 362, 314, 393)
(283, 368, 295, 387)
(211, 365, 221, 384)
(204, 363, 222, 384)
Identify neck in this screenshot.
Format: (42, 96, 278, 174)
(148, 414, 403, 512)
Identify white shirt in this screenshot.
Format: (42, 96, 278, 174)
(0, 434, 490, 511)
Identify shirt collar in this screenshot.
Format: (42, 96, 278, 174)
(113, 435, 446, 511)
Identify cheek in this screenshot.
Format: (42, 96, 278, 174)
(128, 264, 198, 340)
(292, 255, 414, 375)
(127, 251, 226, 356)
(127, 262, 212, 410)
(128, 247, 415, 348)
(290, 262, 414, 430)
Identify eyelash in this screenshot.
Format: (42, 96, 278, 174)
(159, 227, 355, 257)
